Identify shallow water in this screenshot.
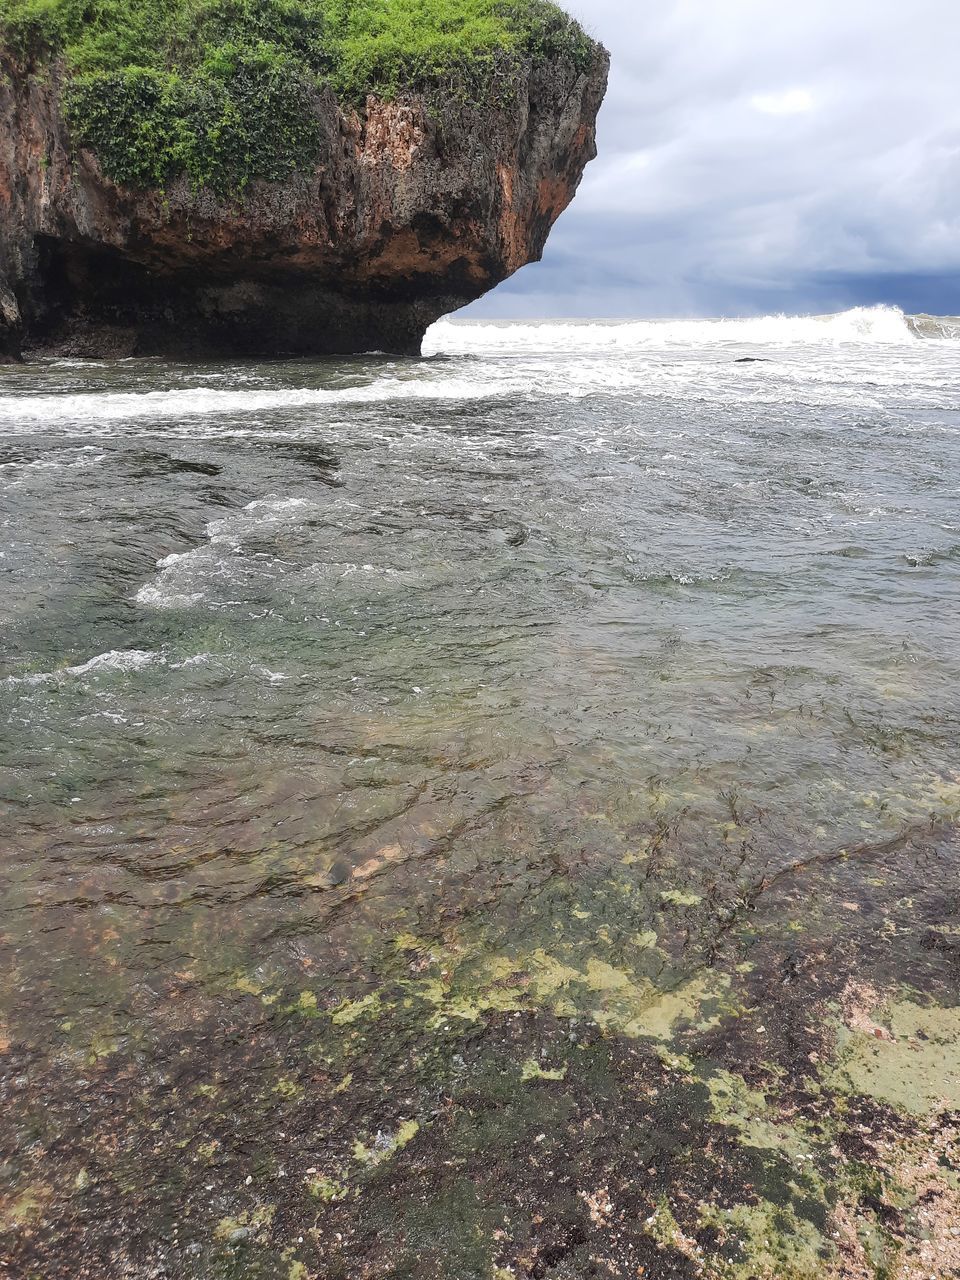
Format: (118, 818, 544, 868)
(2, 305, 960, 1278)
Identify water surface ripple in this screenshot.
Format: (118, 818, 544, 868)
(2, 305, 960, 1277)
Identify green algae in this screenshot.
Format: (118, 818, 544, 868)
(703, 1069, 818, 1162)
(305, 1174, 349, 1202)
(330, 993, 383, 1026)
(520, 1057, 567, 1082)
(353, 1119, 420, 1169)
(660, 889, 704, 907)
(232, 974, 266, 998)
(214, 1204, 276, 1244)
(1, 1187, 48, 1229)
(640, 1197, 701, 1258)
(412, 941, 732, 1044)
(394, 932, 430, 953)
(827, 998, 960, 1115)
(84, 1029, 122, 1064)
(855, 1217, 898, 1279)
(698, 1200, 830, 1279)
(618, 972, 733, 1040)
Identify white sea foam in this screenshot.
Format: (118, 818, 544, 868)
(252, 665, 291, 684)
(3, 646, 291, 690)
(0, 377, 507, 427)
(71, 649, 158, 675)
(135, 495, 324, 609)
(0, 448, 106, 471)
(134, 582, 206, 609)
(423, 306, 927, 356)
(5, 648, 159, 686)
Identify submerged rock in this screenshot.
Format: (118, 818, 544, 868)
(0, 29, 607, 360)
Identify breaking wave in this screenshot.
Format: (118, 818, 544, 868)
(425, 306, 955, 356)
(908, 313, 960, 341)
(0, 308, 954, 435)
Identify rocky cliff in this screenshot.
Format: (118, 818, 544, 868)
(0, 40, 607, 359)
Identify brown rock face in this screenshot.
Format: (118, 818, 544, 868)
(0, 49, 608, 360)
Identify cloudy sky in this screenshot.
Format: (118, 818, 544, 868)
(468, 0, 960, 318)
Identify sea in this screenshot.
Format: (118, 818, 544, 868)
(2, 304, 960, 1275)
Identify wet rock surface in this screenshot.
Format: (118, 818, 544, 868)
(3, 814, 960, 1279)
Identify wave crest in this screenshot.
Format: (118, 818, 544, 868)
(424, 306, 935, 355)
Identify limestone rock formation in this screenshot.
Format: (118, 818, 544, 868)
(0, 45, 607, 359)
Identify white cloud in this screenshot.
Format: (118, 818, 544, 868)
(750, 89, 814, 116)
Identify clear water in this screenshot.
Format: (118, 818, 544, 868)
(2, 304, 959, 1274)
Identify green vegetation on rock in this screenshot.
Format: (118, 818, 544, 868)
(0, 0, 594, 190)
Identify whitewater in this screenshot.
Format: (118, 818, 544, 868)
(0, 306, 957, 434)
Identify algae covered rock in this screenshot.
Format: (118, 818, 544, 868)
(0, 0, 608, 358)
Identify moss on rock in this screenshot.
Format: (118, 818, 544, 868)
(0, 0, 594, 191)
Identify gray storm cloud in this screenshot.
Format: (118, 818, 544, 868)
(468, 0, 960, 317)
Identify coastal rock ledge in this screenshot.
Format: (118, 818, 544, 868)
(0, 44, 607, 360)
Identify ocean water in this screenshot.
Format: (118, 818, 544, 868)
(2, 305, 960, 1275)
